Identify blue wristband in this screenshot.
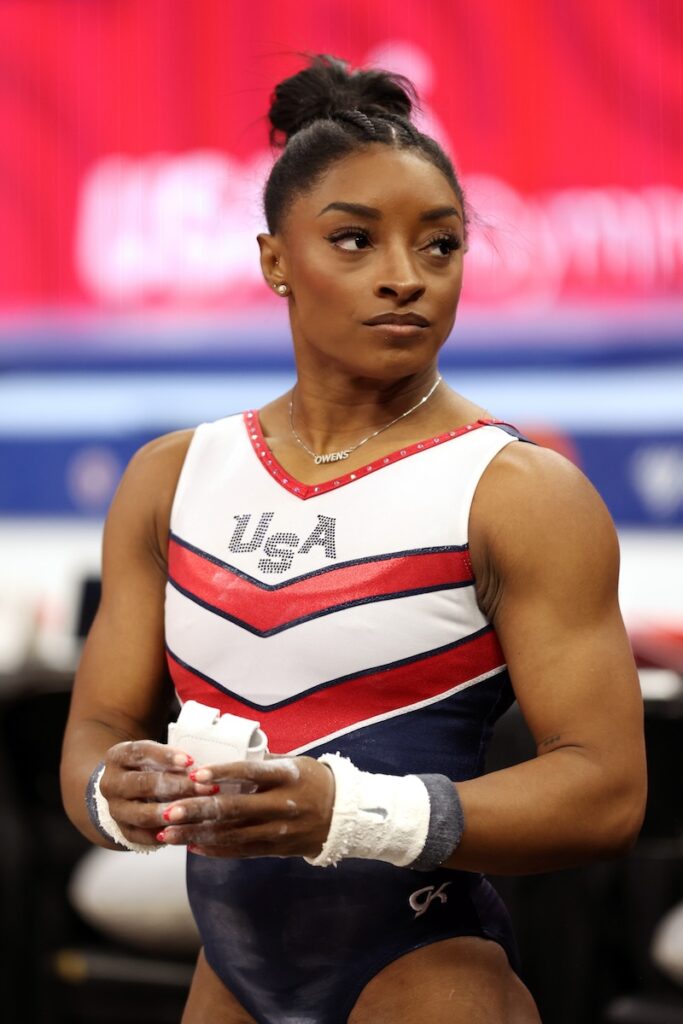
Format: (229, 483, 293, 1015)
(85, 761, 118, 843)
(410, 774, 465, 872)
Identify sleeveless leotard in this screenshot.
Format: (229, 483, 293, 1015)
(165, 411, 525, 1024)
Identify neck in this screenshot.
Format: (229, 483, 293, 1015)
(289, 367, 443, 455)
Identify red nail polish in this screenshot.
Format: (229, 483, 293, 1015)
(209, 784, 220, 794)
(185, 755, 194, 767)
(189, 770, 198, 782)
(162, 808, 173, 822)
(156, 830, 167, 842)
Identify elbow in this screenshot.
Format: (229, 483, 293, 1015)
(594, 774, 647, 860)
(601, 813, 643, 860)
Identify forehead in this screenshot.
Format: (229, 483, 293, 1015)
(293, 146, 461, 221)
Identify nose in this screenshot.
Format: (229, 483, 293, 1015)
(374, 245, 426, 305)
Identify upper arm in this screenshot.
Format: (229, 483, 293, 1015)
(65, 430, 193, 743)
(470, 442, 645, 779)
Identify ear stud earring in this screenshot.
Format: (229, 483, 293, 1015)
(275, 283, 289, 296)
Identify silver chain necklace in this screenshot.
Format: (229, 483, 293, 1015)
(288, 375, 443, 465)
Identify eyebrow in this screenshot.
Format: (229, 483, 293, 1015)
(317, 201, 462, 223)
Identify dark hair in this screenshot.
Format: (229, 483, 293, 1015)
(263, 55, 467, 237)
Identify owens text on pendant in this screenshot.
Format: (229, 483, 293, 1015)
(314, 451, 350, 465)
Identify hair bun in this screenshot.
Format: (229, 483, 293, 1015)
(268, 54, 415, 146)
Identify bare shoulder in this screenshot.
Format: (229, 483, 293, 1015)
(472, 439, 618, 551)
(470, 440, 620, 612)
(104, 428, 195, 573)
(120, 423, 193, 487)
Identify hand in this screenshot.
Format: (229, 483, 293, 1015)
(155, 756, 335, 859)
(100, 740, 218, 847)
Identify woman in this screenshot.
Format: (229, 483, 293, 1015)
(61, 56, 647, 1024)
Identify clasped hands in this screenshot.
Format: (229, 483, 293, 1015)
(100, 740, 335, 858)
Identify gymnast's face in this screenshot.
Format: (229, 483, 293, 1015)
(260, 146, 465, 382)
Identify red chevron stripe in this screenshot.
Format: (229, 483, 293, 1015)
(167, 628, 504, 754)
(168, 539, 473, 633)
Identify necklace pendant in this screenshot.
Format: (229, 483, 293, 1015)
(314, 450, 350, 465)
(289, 375, 442, 467)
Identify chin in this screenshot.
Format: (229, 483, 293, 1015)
(352, 360, 435, 385)
(373, 344, 440, 376)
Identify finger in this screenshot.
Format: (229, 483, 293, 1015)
(118, 824, 164, 847)
(162, 793, 227, 826)
(161, 820, 285, 851)
(157, 798, 274, 839)
(161, 783, 296, 826)
(109, 770, 219, 803)
(190, 757, 301, 789)
(160, 791, 259, 826)
(107, 740, 193, 772)
(107, 797, 170, 831)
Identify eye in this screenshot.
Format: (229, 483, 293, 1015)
(326, 228, 373, 252)
(423, 233, 462, 258)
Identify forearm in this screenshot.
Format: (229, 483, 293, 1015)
(443, 747, 646, 875)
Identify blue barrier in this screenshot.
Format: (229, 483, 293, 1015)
(2, 429, 682, 527)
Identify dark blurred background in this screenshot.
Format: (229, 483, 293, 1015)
(0, 1, 682, 1021)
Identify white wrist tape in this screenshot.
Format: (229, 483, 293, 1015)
(91, 764, 159, 854)
(304, 754, 431, 868)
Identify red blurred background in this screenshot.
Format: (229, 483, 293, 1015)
(0, 0, 681, 324)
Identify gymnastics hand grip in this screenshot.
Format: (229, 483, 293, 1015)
(167, 700, 268, 769)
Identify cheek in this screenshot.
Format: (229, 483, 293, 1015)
(290, 244, 332, 297)
(436, 264, 464, 310)
(292, 253, 362, 319)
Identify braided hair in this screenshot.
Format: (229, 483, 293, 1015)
(263, 55, 467, 237)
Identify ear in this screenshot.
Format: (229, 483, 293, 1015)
(257, 234, 289, 293)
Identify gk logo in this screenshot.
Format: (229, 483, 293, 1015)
(408, 882, 451, 919)
(229, 512, 337, 574)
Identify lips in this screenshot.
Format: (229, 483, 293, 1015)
(363, 312, 430, 327)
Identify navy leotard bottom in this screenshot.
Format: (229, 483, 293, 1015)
(188, 853, 519, 1024)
